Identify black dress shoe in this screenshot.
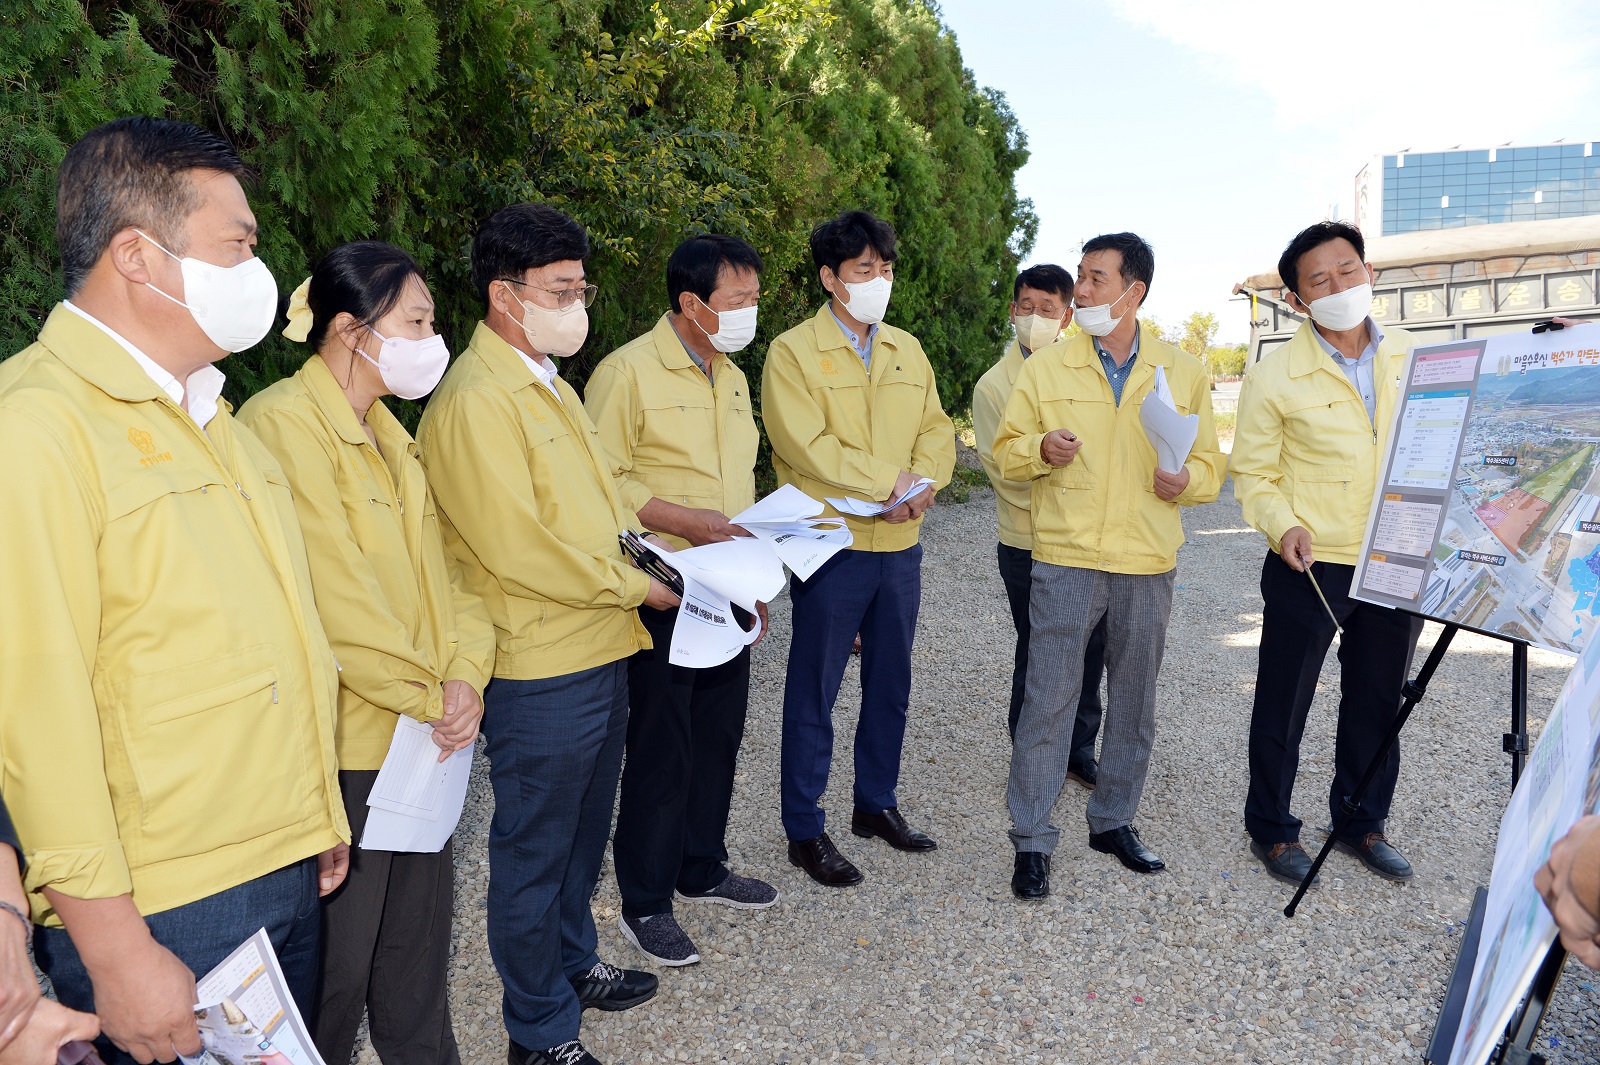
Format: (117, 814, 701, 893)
(1335, 832, 1413, 882)
(569, 960, 658, 1012)
(850, 807, 937, 851)
(1011, 851, 1050, 899)
(1066, 762, 1098, 790)
(510, 1039, 602, 1065)
(1250, 838, 1316, 887)
(1088, 825, 1165, 873)
(787, 832, 864, 886)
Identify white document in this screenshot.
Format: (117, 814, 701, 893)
(826, 477, 933, 518)
(670, 574, 765, 668)
(360, 716, 472, 853)
(638, 536, 788, 668)
(1139, 366, 1199, 474)
(181, 928, 325, 1065)
(730, 485, 853, 580)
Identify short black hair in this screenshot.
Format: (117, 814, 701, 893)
(667, 234, 763, 314)
(1013, 264, 1074, 302)
(1081, 232, 1155, 302)
(471, 203, 590, 303)
(810, 210, 898, 277)
(296, 241, 425, 350)
(1278, 221, 1366, 298)
(55, 116, 250, 297)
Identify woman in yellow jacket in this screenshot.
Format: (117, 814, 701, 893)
(238, 242, 496, 1065)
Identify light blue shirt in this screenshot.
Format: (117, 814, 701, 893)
(1312, 317, 1383, 423)
(669, 320, 712, 384)
(1092, 329, 1142, 406)
(830, 305, 878, 369)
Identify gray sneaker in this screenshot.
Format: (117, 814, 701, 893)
(675, 873, 779, 909)
(619, 913, 700, 967)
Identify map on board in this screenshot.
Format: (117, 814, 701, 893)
(1352, 323, 1600, 655)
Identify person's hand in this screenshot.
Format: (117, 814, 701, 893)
(905, 483, 934, 519)
(0, 999, 98, 1065)
(643, 577, 681, 611)
(1279, 526, 1314, 572)
(881, 501, 912, 524)
(672, 509, 748, 547)
(1537, 814, 1600, 968)
(0, 896, 40, 1050)
(1153, 466, 1190, 502)
(88, 935, 201, 1063)
(1040, 429, 1080, 467)
(317, 844, 350, 897)
(886, 470, 916, 505)
(750, 601, 770, 648)
(431, 680, 484, 761)
(642, 533, 676, 552)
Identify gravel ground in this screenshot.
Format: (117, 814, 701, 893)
(357, 468, 1600, 1065)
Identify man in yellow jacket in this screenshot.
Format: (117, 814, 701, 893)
(585, 234, 778, 969)
(762, 210, 956, 887)
(973, 263, 1106, 782)
(996, 232, 1224, 898)
(1230, 221, 1422, 887)
(0, 117, 349, 1065)
(417, 204, 676, 1065)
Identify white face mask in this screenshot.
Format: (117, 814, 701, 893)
(137, 229, 278, 353)
(694, 301, 759, 354)
(506, 285, 589, 358)
(836, 275, 892, 326)
(1074, 284, 1139, 338)
(357, 330, 450, 400)
(1303, 282, 1373, 332)
(1013, 313, 1065, 353)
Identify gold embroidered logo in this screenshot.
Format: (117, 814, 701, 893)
(820, 357, 837, 376)
(128, 427, 173, 467)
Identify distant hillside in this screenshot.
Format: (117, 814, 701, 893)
(1508, 368, 1600, 404)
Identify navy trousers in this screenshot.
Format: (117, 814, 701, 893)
(482, 661, 630, 1050)
(781, 544, 923, 842)
(36, 858, 320, 1065)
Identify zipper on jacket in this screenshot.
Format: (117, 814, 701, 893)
(236, 482, 250, 500)
(272, 681, 279, 704)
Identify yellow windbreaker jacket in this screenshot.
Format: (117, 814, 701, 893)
(0, 307, 347, 924)
(417, 323, 650, 680)
(973, 340, 1035, 550)
(994, 324, 1225, 574)
(584, 314, 759, 551)
(1229, 321, 1414, 566)
(238, 356, 496, 770)
(761, 305, 956, 553)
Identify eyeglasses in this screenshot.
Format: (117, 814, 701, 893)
(499, 277, 598, 309)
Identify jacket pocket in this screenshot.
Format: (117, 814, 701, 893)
(1034, 468, 1099, 555)
(1288, 464, 1362, 545)
(119, 646, 302, 863)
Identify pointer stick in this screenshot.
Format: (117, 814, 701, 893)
(1305, 566, 1344, 644)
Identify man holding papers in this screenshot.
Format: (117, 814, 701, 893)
(762, 210, 956, 886)
(419, 204, 675, 1065)
(973, 264, 1107, 787)
(995, 232, 1223, 898)
(586, 234, 779, 969)
(1230, 220, 1421, 887)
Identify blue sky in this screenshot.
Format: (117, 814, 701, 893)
(935, 0, 1600, 343)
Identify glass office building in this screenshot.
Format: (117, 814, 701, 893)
(1356, 142, 1600, 235)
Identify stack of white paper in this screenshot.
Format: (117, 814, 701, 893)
(1139, 365, 1199, 474)
(638, 536, 788, 668)
(360, 716, 473, 853)
(730, 484, 853, 580)
(826, 477, 933, 518)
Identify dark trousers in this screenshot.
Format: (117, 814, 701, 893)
(614, 606, 750, 920)
(314, 770, 459, 1065)
(1245, 553, 1424, 845)
(997, 541, 1106, 767)
(36, 859, 320, 1065)
(482, 662, 629, 1049)
(781, 545, 922, 841)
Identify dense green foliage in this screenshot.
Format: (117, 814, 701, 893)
(3, 0, 1035, 427)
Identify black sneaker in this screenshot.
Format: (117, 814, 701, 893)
(509, 1039, 601, 1065)
(675, 873, 779, 909)
(569, 960, 658, 1012)
(619, 913, 700, 967)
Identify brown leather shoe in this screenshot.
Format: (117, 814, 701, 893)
(787, 832, 864, 886)
(851, 807, 937, 851)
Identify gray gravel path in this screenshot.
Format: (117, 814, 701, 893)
(358, 475, 1600, 1064)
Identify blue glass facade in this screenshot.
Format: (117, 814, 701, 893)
(1381, 143, 1600, 235)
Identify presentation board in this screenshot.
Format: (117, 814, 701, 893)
(1352, 323, 1600, 655)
